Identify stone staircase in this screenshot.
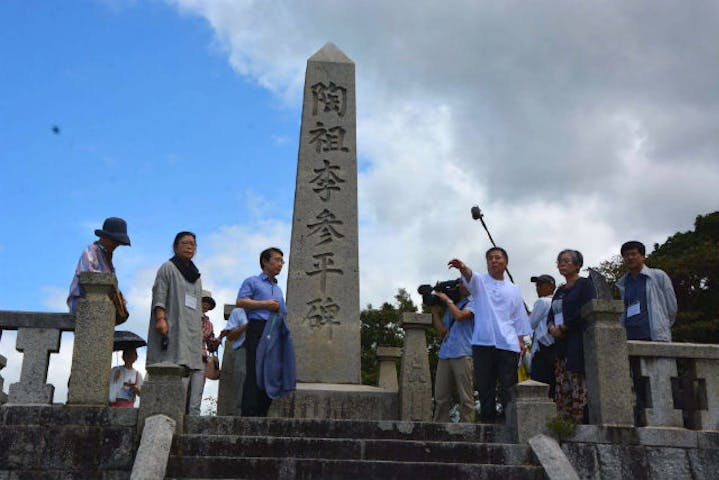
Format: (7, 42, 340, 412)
(165, 416, 545, 479)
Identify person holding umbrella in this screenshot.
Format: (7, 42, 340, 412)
(109, 331, 147, 407)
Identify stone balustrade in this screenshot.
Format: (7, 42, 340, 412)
(627, 340, 719, 430)
(0, 311, 74, 405)
(581, 299, 719, 431)
(0, 272, 118, 407)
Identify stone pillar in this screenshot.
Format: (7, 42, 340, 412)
(639, 357, 683, 427)
(399, 313, 432, 421)
(7, 328, 61, 404)
(693, 358, 719, 430)
(216, 341, 236, 416)
(67, 272, 117, 405)
(286, 43, 360, 384)
(377, 346, 401, 391)
(581, 300, 634, 425)
(506, 380, 556, 444)
(137, 362, 186, 437)
(131, 414, 176, 480)
(0, 353, 7, 404)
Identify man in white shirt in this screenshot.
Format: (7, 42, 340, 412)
(449, 247, 531, 422)
(528, 274, 556, 398)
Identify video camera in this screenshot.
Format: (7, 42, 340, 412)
(417, 279, 462, 307)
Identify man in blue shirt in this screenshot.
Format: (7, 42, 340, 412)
(220, 308, 249, 416)
(431, 279, 475, 423)
(236, 247, 286, 417)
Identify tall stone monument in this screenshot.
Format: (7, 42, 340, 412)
(274, 43, 396, 419)
(286, 42, 360, 384)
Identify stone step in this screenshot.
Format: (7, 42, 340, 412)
(184, 416, 510, 443)
(174, 434, 532, 465)
(165, 456, 545, 480)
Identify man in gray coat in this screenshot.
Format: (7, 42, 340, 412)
(616, 241, 677, 342)
(617, 240, 678, 425)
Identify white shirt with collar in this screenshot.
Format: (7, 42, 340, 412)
(463, 272, 531, 353)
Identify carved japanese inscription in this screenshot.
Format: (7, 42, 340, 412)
(286, 43, 359, 383)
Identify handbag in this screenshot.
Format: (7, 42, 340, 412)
(112, 290, 130, 325)
(205, 352, 220, 380)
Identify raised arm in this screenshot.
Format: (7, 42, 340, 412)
(448, 258, 473, 282)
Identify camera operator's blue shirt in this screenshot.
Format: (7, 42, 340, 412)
(438, 296, 475, 359)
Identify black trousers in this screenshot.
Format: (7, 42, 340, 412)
(472, 345, 519, 421)
(530, 344, 556, 399)
(241, 319, 272, 417)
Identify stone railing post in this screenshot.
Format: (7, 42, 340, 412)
(137, 362, 186, 437)
(638, 356, 683, 427)
(0, 352, 7, 404)
(506, 380, 556, 443)
(692, 358, 719, 430)
(399, 313, 432, 421)
(67, 272, 117, 406)
(581, 299, 634, 425)
(377, 346, 402, 391)
(217, 342, 237, 416)
(7, 327, 61, 404)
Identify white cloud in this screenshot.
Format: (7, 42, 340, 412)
(165, 0, 718, 309)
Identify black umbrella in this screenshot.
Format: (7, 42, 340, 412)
(113, 330, 147, 351)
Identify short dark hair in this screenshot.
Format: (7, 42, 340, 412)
(557, 249, 583, 269)
(485, 246, 508, 262)
(260, 247, 284, 269)
(621, 241, 646, 256)
(173, 231, 196, 249)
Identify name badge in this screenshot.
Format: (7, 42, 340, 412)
(627, 301, 641, 317)
(554, 312, 564, 326)
(185, 293, 197, 310)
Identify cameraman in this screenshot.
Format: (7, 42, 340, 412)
(431, 280, 475, 423)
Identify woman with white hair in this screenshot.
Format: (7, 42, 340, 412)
(547, 249, 597, 423)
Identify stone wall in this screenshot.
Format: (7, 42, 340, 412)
(560, 425, 719, 480)
(0, 405, 137, 479)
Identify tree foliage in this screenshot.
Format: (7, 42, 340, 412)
(592, 211, 719, 343)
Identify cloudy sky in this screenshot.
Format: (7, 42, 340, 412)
(1, 1, 717, 404)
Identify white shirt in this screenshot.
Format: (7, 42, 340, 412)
(463, 272, 531, 353)
(529, 296, 553, 354)
(108, 366, 143, 403)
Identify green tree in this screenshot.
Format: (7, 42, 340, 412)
(360, 289, 415, 385)
(648, 212, 719, 342)
(592, 211, 719, 343)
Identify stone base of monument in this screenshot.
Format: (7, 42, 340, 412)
(268, 382, 398, 420)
